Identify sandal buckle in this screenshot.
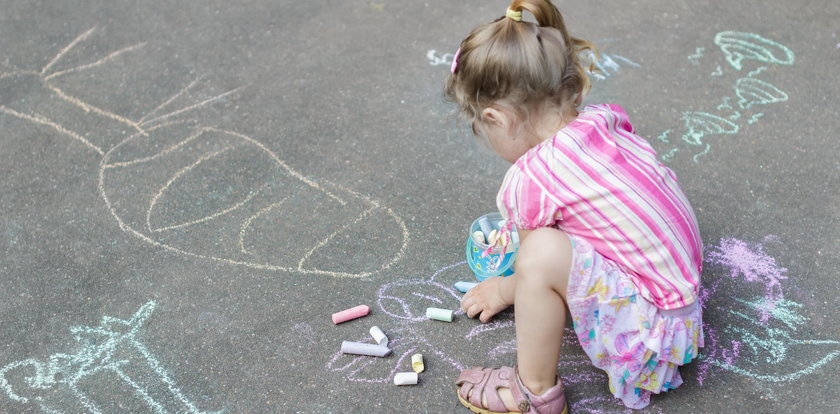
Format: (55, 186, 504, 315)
(518, 401, 530, 412)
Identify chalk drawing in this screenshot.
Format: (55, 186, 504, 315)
(657, 32, 794, 162)
(426, 49, 454, 66)
(687, 47, 705, 65)
(583, 51, 641, 81)
(714, 31, 795, 71)
(0, 302, 216, 413)
(698, 237, 840, 385)
(734, 77, 789, 109)
(0, 27, 408, 278)
(323, 234, 839, 411)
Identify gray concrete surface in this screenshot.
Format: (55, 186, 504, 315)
(1, 0, 839, 412)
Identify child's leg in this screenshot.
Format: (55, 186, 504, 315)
(455, 227, 573, 412)
(515, 227, 573, 394)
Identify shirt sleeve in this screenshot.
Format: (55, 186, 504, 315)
(496, 163, 562, 231)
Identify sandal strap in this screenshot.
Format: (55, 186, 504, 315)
(455, 366, 515, 413)
(512, 367, 568, 414)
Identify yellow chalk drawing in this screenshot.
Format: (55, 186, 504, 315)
(0, 27, 408, 278)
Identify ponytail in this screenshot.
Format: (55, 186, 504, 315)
(445, 0, 599, 126)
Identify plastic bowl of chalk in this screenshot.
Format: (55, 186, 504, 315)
(465, 212, 520, 282)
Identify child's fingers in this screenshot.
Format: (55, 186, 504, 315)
(466, 302, 483, 319)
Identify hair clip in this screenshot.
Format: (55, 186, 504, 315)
(450, 47, 461, 74)
(506, 7, 522, 21)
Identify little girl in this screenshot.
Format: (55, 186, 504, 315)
(445, 1, 704, 412)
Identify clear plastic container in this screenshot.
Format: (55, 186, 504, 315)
(465, 212, 519, 281)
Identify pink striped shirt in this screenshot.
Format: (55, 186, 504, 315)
(497, 104, 702, 310)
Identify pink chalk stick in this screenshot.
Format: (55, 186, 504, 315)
(332, 305, 371, 324)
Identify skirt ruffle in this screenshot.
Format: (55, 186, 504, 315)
(565, 236, 704, 410)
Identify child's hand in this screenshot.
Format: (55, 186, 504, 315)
(461, 275, 516, 323)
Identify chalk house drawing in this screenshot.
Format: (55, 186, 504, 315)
(0, 302, 216, 414)
(0, 27, 408, 278)
(324, 237, 839, 412)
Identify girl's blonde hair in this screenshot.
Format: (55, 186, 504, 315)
(444, 0, 598, 132)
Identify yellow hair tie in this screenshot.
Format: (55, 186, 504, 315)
(506, 7, 522, 21)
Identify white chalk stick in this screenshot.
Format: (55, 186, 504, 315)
(454, 281, 478, 293)
(472, 230, 486, 245)
(369, 326, 388, 346)
(340, 341, 391, 357)
(478, 216, 493, 238)
(393, 372, 419, 385)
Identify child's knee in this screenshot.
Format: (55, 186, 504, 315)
(516, 228, 572, 286)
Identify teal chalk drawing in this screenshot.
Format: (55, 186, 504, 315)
(714, 31, 795, 70)
(734, 298, 807, 331)
(700, 237, 840, 385)
(710, 310, 840, 382)
(687, 47, 705, 65)
(0, 302, 217, 413)
(660, 148, 679, 162)
(658, 32, 794, 163)
(734, 77, 789, 109)
(426, 49, 454, 66)
(716, 97, 733, 112)
(680, 111, 740, 146)
(747, 66, 768, 78)
(656, 129, 671, 143)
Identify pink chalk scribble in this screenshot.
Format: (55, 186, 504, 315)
(705, 237, 787, 321)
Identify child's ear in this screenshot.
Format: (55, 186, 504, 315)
(481, 107, 510, 128)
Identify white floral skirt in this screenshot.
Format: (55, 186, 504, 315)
(565, 236, 704, 409)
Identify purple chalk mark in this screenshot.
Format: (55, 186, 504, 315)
(487, 340, 517, 359)
(706, 237, 787, 321)
(377, 279, 461, 321)
(466, 320, 514, 340)
(411, 292, 444, 304)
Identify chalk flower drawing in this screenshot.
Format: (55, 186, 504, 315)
(0, 302, 215, 414)
(0, 27, 407, 278)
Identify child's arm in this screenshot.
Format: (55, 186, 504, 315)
(461, 229, 532, 323)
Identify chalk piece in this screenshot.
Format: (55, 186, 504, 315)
(411, 353, 425, 373)
(394, 372, 419, 385)
(472, 230, 486, 245)
(369, 325, 388, 346)
(426, 307, 454, 322)
(340, 341, 392, 357)
(332, 305, 370, 324)
(487, 229, 498, 245)
(454, 281, 478, 293)
(478, 216, 493, 238)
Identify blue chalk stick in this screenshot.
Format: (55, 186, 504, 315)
(478, 216, 493, 238)
(454, 281, 478, 293)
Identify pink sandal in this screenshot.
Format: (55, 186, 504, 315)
(455, 366, 567, 414)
